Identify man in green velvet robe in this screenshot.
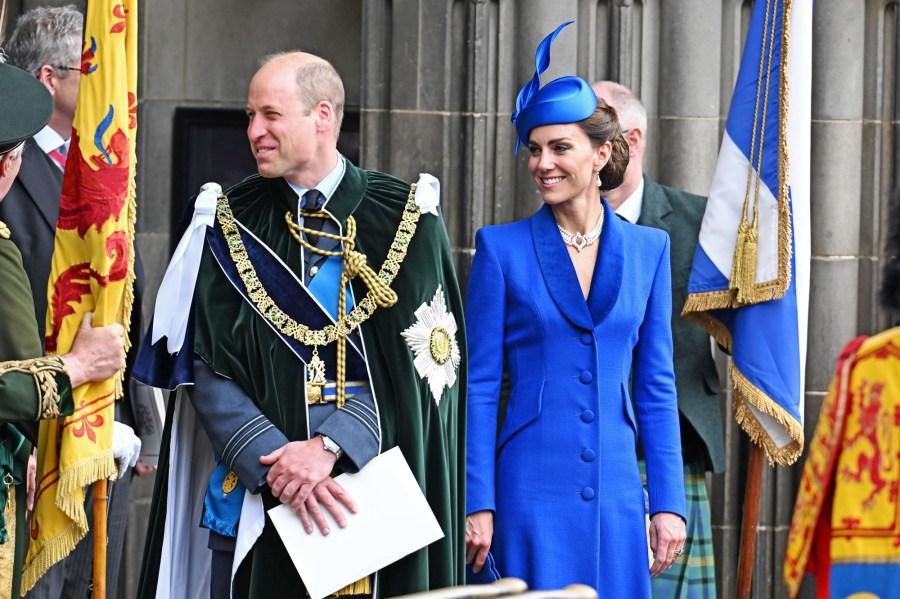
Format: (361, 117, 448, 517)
(136, 52, 465, 599)
(0, 61, 127, 598)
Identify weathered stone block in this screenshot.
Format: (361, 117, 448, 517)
(810, 120, 862, 256)
(656, 116, 720, 195)
(806, 257, 859, 392)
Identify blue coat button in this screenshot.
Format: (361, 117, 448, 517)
(581, 410, 595, 423)
(580, 332, 593, 345)
(581, 487, 595, 500)
(582, 449, 595, 462)
(579, 371, 593, 384)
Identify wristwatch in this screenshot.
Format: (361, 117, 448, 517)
(317, 434, 344, 460)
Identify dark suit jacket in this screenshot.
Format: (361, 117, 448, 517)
(638, 176, 725, 473)
(0, 141, 62, 341)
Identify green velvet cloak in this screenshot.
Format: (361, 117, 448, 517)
(139, 164, 466, 598)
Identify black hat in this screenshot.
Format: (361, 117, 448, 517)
(0, 63, 53, 155)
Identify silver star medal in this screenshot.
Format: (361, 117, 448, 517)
(401, 285, 461, 405)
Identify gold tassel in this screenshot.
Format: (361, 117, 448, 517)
(730, 218, 758, 305)
(331, 575, 371, 596)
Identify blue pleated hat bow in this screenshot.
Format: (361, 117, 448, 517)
(511, 21, 598, 154)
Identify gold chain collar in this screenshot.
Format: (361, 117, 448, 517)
(216, 188, 420, 346)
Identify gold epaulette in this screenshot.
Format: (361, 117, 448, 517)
(0, 356, 68, 419)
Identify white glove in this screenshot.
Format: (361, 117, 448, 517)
(111, 421, 141, 479)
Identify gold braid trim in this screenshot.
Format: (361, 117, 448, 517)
(731, 360, 804, 466)
(0, 356, 68, 419)
(0, 220, 10, 240)
(217, 186, 421, 406)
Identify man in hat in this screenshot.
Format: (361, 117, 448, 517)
(134, 51, 465, 598)
(0, 59, 126, 598)
(3, 7, 150, 597)
(593, 80, 723, 598)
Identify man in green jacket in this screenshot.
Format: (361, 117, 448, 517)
(0, 60, 126, 598)
(594, 80, 724, 599)
(136, 51, 465, 599)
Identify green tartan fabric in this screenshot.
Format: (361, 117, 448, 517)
(641, 459, 717, 598)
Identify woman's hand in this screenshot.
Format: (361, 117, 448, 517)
(648, 511, 686, 577)
(465, 510, 494, 573)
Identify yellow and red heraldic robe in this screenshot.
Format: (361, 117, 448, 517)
(134, 165, 466, 598)
(785, 328, 900, 598)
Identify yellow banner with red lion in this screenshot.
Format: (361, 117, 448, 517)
(22, 0, 137, 592)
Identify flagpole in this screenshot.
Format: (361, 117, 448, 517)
(93, 478, 108, 599)
(736, 442, 764, 598)
(0, 0, 10, 47)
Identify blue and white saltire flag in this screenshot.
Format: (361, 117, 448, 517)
(682, 0, 811, 466)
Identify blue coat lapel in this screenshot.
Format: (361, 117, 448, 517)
(587, 198, 625, 326)
(531, 204, 593, 330)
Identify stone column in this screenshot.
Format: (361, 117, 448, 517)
(655, 0, 722, 195)
(860, 1, 900, 332)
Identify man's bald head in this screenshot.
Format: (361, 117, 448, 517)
(592, 81, 647, 143)
(259, 51, 345, 134)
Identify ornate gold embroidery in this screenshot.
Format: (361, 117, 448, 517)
(429, 326, 452, 365)
(0, 220, 10, 240)
(222, 470, 238, 495)
(215, 186, 421, 348)
(0, 356, 67, 419)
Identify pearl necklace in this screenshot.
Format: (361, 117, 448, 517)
(557, 207, 604, 252)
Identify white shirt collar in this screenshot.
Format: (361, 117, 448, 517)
(613, 177, 645, 224)
(32, 125, 67, 156)
(287, 151, 346, 210)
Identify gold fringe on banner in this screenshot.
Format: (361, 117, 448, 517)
(20, 451, 116, 594)
(331, 575, 372, 596)
(731, 361, 804, 466)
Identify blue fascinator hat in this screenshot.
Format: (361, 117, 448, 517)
(512, 21, 598, 153)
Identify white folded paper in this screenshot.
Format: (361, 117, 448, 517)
(268, 446, 444, 599)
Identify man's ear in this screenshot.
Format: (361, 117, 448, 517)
(36, 65, 57, 96)
(315, 100, 337, 131)
(0, 153, 13, 179)
(626, 127, 644, 157)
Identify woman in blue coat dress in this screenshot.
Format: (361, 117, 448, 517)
(465, 23, 687, 597)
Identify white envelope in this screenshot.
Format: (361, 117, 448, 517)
(267, 446, 444, 599)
